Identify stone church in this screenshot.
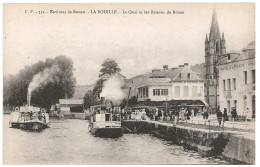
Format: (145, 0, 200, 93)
(204, 9, 226, 111)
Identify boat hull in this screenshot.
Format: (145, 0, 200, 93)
(11, 122, 48, 130)
(90, 127, 123, 138)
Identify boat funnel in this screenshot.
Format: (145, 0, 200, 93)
(27, 89, 31, 106)
(101, 97, 105, 105)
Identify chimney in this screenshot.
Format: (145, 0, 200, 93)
(101, 97, 105, 105)
(184, 63, 189, 67)
(163, 65, 168, 70)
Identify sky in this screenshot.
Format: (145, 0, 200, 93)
(3, 3, 255, 85)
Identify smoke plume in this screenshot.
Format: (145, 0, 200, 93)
(100, 74, 126, 106)
(28, 64, 61, 95)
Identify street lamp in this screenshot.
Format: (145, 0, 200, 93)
(165, 95, 169, 118)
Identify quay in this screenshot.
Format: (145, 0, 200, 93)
(121, 119, 255, 164)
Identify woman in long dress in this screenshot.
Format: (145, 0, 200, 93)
(245, 108, 251, 121)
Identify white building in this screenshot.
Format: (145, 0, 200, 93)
(217, 41, 255, 118)
(135, 64, 205, 102)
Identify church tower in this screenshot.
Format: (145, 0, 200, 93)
(205, 9, 226, 111)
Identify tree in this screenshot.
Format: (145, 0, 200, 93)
(99, 58, 121, 78)
(93, 58, 121, 97)
(3, 55, 76, 109)
(83, 90, 98, 109)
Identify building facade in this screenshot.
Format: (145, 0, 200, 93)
(217, 41, 255, 118)
(136, 64, 205, 102)
(204, 9, 226, 111)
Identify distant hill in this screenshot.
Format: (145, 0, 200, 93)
(73, 84, 93, 99)
(190, 62, 206, 79)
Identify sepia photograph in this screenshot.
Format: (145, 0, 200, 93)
(2, 3, 255, 165)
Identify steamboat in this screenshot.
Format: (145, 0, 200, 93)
(9, 90, 49, 130)
(89, 97, 123, 138)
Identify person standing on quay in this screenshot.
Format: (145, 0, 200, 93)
(223, 108, 228, 122)
(217, 109, 223, 126)
(245, 108, 251, 121)
(231, 107, 237, 121)
(191, 108, 194, 121)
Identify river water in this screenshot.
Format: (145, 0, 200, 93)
(3, 114, 230, 165)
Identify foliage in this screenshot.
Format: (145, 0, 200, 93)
(120, 96, 138, 109)
(83, 58, 121, 109)
(83, 90, 98, 109)
(92, 58, 121, 98)
(3, 55, 76, 109)
(99, 58, 121, 78)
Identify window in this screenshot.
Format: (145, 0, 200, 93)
(233, 78, 236, 90)
(233, 100, 237, 108)
(187, 73, 191, 80)
(105, 114, 110, 121)
(223, 80, 226, 91)
(227, 54, 231, 60)
(227, 79, 231, 90)
(161, 89, 168, 96)
(200, 86, 203, 96)
(184, 86, 189, 97)
(252, 70, 255, 83)
(153, 89, 160, 96)
(192, 86, 197, 97)
(175, 86, 180, 97)
(243, 71, 247, 84)
(227, 100, 231, 112)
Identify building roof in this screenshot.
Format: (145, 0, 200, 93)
(59, 99, 83, 105)
(131, 65, 203, 88)
(243, 41, 255, 50)
(218, 41, 255, 66)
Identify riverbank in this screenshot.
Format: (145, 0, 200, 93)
(121, 120, 255, 164)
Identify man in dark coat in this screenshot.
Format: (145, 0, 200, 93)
(216, 110, 223, 126)
(223, 108, 228, 121)
(231, 107, 238, 121)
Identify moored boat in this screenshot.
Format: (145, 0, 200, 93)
(10, 106, 49, 130)
(89, 104, 123, 138)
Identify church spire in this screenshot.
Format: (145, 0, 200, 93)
(205, 33, 208, 42)
(209, 8, 220, 41)
(222, 32, 225, 41)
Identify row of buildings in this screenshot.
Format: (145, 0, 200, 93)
(65, 9, 255, 119)
(204, 9, 255, 117)
(125, 9, 255, 118)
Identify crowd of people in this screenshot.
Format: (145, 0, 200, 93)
(121, 107, 211, 124)
(18, 110, 47, 123)
(216, 107, 252, 126)
(120, 105, 253, 127)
